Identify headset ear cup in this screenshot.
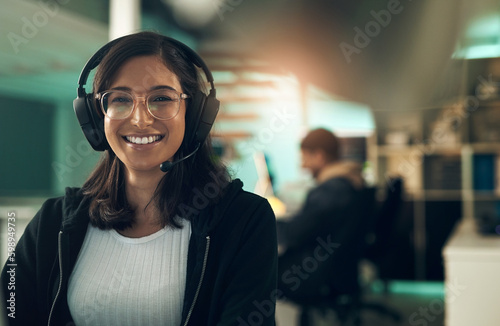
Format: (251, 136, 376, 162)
(87, 94, 108, 150)
(185, 90, 207, 147)
(73, 93, 107, 151)
(195, 90, 220, 144)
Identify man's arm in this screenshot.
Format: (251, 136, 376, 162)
(277, 178, 356, 249)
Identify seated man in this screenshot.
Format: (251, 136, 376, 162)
(277, 128, 368, 303)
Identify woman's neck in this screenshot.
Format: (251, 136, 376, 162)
(122, 168, 165, 236)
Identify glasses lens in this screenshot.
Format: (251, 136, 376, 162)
(102, 91, 133, 119)
(147, 89, 180, 119)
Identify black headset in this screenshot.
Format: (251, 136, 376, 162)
(73, 34, 220, 154)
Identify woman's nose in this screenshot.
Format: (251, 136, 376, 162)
(130, 99, 154, 128)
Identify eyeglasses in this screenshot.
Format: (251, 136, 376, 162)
(96, 89, 190, 120)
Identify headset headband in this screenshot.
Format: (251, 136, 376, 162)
(76, 35, 215, 97)
(74, 32, 220, 153)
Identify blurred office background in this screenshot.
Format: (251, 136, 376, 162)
(2, 0, 500, 325)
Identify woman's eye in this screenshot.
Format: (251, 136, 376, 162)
(152, 96, 173, 102)
(112, 97, 132, 103)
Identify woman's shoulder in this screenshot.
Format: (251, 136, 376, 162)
(33, 187, 89, 228)
(219, 179, 271, 213)
(39, 187, 85, 210)
(198, 179, 275, 233)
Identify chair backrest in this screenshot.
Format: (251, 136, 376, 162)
(324, 185, 377, 295)
(365, 177, 404, 261)
(358, 186, 378, 249)
(278, 181, 379, 300)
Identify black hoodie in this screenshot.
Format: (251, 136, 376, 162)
(2, 179, 277, 326)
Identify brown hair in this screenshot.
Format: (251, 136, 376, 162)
(300, 128, 340, 162)
(81, 31, 230, 230)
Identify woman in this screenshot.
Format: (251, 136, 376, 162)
(2, 31, 277, 325)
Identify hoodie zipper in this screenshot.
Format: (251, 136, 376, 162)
(183, 235, 210, 326)
(47, 231, 64, 326)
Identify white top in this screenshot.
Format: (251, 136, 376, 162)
(67, 220, 191, 326)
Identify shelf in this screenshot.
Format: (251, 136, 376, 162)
(370, 58, 500, 281)
(375, 144, 463, 156)
(423, 144, 462, 155)
(396, 190, 463, 201)
(375, 145, 419, 156)
(217, 112, 259, 121)
(469, 143, 500, 153)
(423, 190, 463, 201)
(474, 191, 500, 201)
(473, 99, 500, 108)
(211, 131, 252, 139)
(401, 190, 424, 200)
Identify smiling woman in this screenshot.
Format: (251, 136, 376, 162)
(1, 31, 277, 326)
(82, 34, 215, 233)
(102, 55, 187, 178)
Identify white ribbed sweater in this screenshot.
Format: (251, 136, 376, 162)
(67, 220, 191, 326)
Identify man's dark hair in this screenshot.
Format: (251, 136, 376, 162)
(300, 128, 340, 162)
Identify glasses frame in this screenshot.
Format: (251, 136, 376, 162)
(96, 89, 190, 121)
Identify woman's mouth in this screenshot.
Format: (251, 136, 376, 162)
(123, 135, 164, 145)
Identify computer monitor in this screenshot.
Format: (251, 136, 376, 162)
(253, 151, 286, 216)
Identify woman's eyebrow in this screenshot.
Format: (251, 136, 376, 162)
(150, 85, 177, 91)
(109, 85, 178, 92)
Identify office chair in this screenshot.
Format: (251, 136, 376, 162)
(290, 186, 376, 326)
(292, 183, 403, 326)
(358, 177, 404, 321)
(364, 177, 404, 289)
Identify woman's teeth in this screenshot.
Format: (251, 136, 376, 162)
(125, 135, 162, 144)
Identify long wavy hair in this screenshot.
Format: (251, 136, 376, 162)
(81, 31, 231, 230)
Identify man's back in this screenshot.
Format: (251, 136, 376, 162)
(277, 169, 372, 300)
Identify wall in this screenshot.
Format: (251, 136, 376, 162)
(0, 95, 54, 196)
(0, 94, 101, 197)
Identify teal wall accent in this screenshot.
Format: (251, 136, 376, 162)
(223, 98, 374, 195)
(219, 98, 306, 194)
(51, 100, 101, 195)
(308, 99, 374, 134)
(0, 94, 374, 198)
(0, 95, 54, 196)
(0, 95, 101, 197)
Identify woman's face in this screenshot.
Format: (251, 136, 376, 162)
(104, 55, 186, 173)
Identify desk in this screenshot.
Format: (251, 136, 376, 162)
(442, 218, 500, 325)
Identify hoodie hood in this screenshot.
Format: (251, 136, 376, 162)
(316, 161, 365, 189)
(188, 179, 244, 235)
(61, 187, 91, 231)
(59, 179, 245, 235)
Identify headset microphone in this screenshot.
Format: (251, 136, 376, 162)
(160, 143, 201, 172)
